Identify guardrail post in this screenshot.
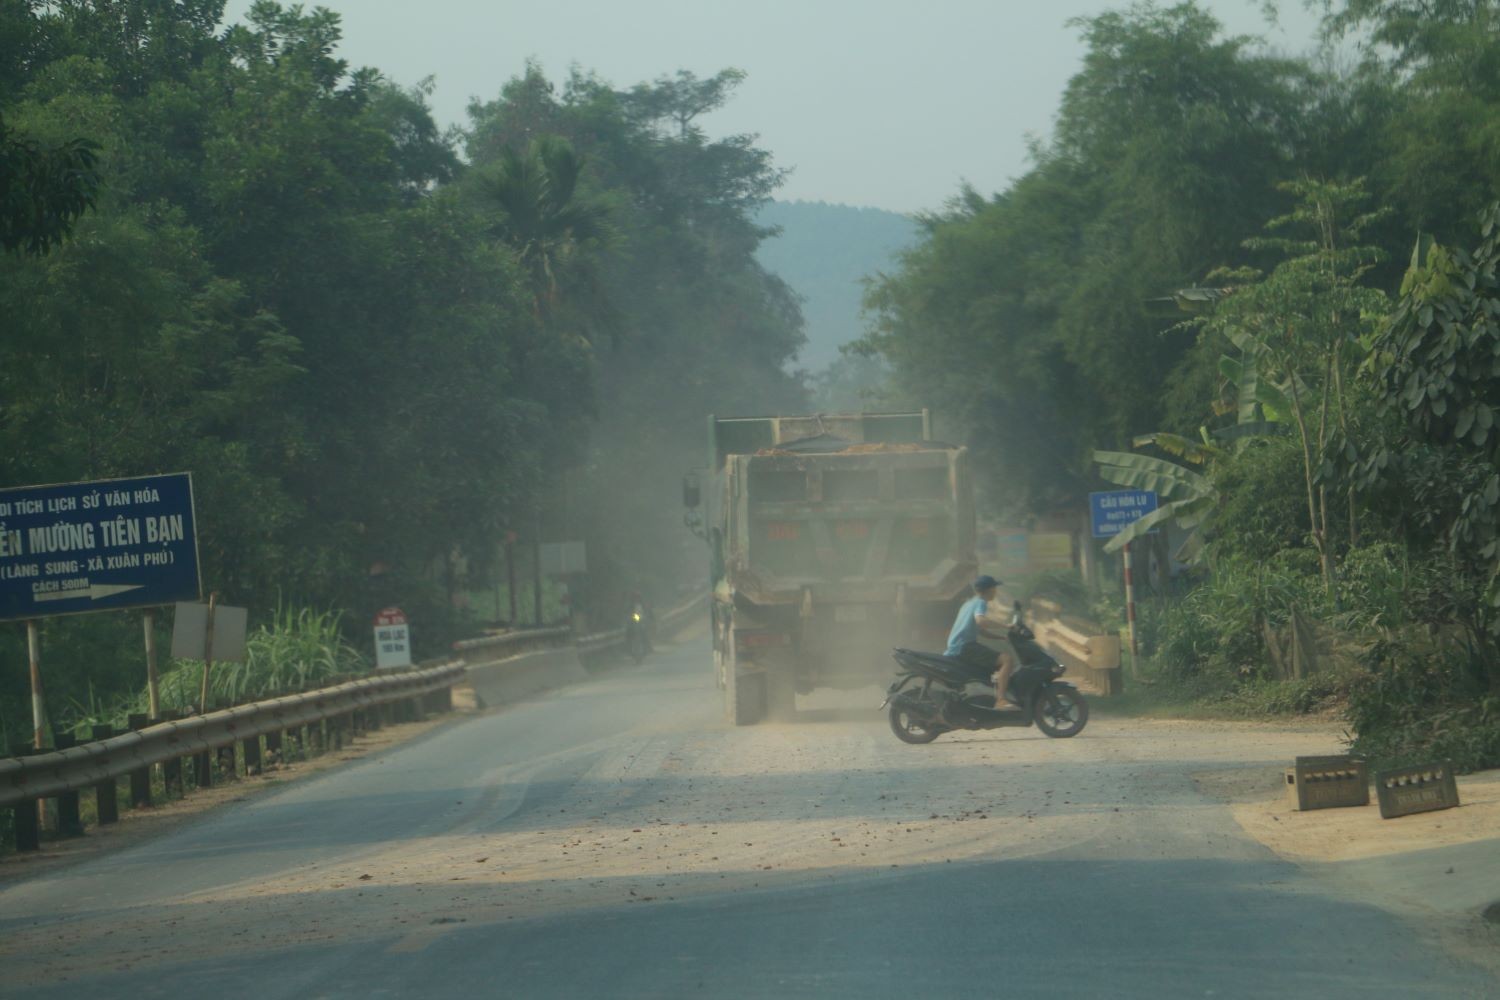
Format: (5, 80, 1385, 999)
(90, 725, 120, 825)
(243, 729, 261, 775)
(264, 725, 282, 767)
(127, 714, 152, 808)
(212, 705, 237, 781)
(193, 718, 212, 790)
(54, 733, 84, 838)
(162, 711, 184, 797)
(12, 754, 39, 850)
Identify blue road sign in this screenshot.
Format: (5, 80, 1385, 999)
(1089, 489, 1159, 539)
(0, 473, 201, 621)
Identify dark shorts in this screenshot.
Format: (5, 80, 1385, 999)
(953, 641, 999, 679)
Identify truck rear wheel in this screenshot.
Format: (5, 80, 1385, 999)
(765, 666, 797, 721)
(722, 630, 764, 725)
(726, 670, 765, 726)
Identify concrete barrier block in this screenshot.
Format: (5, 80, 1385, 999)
(1285, 755, 1370, 811)
(1375, 761, 1460, 819)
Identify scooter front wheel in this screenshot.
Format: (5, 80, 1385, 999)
(1034, 683, 1089, 738)
(888, 701, 945, 744)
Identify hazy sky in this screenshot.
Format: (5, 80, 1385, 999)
(223, 1, 1326, 214)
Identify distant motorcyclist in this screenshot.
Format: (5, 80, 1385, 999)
(944, 574, 1017, 706)
(626, 590, 653, 659)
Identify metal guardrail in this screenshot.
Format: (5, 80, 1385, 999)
(577, 593, 706, 653)
(451, 625, 573, 656)
(456, 594, 708, 662)
(1, 661, 464, 810)
(4, 591, 707, 849)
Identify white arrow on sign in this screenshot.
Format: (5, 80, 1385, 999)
(33, 583, 144, 603)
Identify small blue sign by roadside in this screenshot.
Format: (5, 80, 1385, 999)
(1089, 489, 1159, 539)
(0, 473, 201, 621)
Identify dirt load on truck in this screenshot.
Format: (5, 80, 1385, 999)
(689, 411, 978, 725)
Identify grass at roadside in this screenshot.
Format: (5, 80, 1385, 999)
(1091, 671, 1350, 726)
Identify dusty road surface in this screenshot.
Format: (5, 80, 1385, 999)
(2, 630, 1496, 999)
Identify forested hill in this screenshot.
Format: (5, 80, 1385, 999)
(755, 201, 917, 370)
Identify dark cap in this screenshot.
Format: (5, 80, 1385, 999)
(973, 575, 1001, 592)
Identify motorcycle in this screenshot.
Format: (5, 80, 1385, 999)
(625, 604, 650, 663)
(880, 602, 1089, 744)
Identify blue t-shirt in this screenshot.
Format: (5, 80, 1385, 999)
(945, 596, 988, 656)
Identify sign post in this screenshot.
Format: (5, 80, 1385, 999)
(143, 609, 161, 719)
(374, 607, 412, 670)
(26, 620, 44, 749)
(199, 593, 217, 711)
(532, 510, 543, 626)
(506, 531, 518, 624)
(1122, 541, 1139, 677)
(1088, 490, 1159, 681)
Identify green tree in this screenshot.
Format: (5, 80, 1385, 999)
(472, 135, 616, 330)
(1200, 178, 1389, 589)
(1362, 206, 1500, 628)
(0, 111, 98, 253)
(862, 3, 1307, 515)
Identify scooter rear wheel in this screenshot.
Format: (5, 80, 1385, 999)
(888, 701, 945, 744)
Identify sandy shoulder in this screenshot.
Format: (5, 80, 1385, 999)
(1194, 766, 1500, 865)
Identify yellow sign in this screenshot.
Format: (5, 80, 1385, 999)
(1028, 533, 1074, 572)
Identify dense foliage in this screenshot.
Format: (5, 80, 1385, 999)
(861, 0, 1500, 767)
(0, 2, 802, 745)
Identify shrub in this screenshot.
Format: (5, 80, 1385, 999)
(1149, 551, 1326, 681)
(1346, 630, 1500, 773)
(55, 604, 369, 735)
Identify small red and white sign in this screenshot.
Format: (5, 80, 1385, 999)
(373, 606, 411, 669)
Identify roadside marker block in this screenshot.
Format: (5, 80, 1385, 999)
(1285, 755, 1370, 811)
(1375, 762, 1460, 819)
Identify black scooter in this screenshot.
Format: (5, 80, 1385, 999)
(625, 605, 650, 663)
(880, 603, 1089, 744)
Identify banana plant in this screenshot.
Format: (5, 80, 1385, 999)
(1215, 330, 1298, 446)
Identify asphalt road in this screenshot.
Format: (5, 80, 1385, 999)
(2, 631, 1495, 999)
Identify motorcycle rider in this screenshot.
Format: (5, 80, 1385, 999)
(627, 590, 653, 653)
(944, 574, 1018, 707)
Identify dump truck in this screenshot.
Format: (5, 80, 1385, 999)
(684, 411, 978, 724)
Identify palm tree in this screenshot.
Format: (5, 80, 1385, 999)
(474, 136, 615, 328)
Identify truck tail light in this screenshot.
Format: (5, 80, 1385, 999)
(735, 630, 789, 650)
